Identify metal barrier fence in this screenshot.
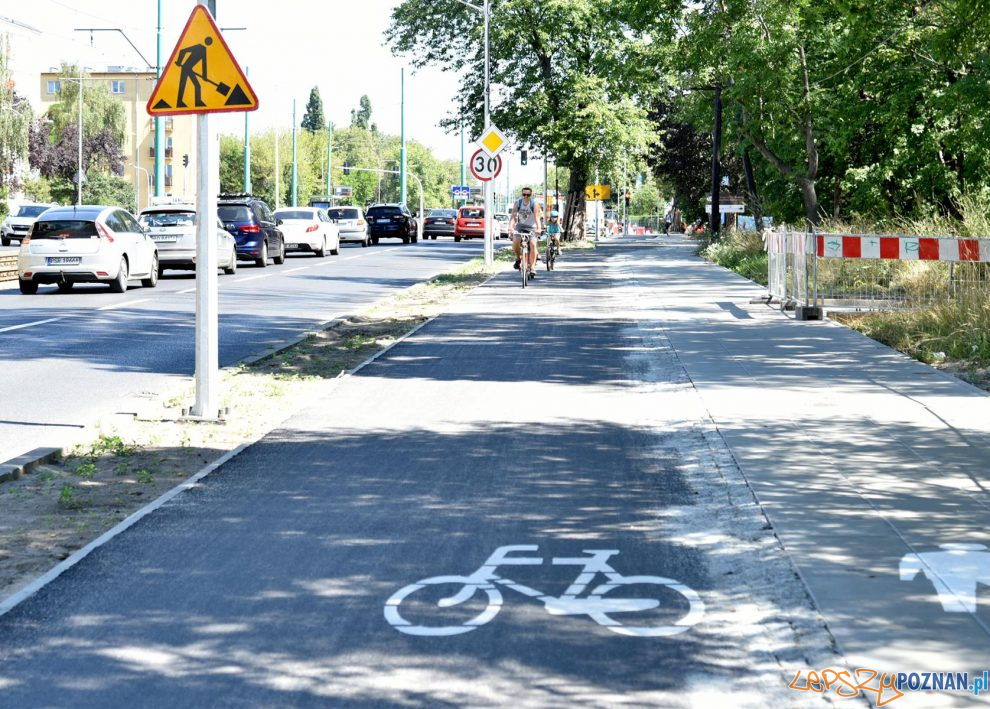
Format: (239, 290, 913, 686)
(766, 229, 990, 314)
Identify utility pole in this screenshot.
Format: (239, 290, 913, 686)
(400, 68, 407, 205)
(710, 84, 723, 237)
(154, 0, 164, 196)
(274, 126, 280, 209)
(326, 121, 333, 195)
(243, 67, 250, 192)
(291, 100, 298, 207)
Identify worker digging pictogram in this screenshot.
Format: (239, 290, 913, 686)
(147, 4, 257, 116)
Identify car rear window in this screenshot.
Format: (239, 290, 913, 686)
(218, 205, 253, 222)
(31, 219, 98, 239)
(460, 208, 484, 218)
(429, 210, 456, 217)
(140, 211, 195, 227)
(274, 210, 314, 221)
(368, 207, 403, 216)
(328, 208, 359, 220)
(15, 205, 50, 218)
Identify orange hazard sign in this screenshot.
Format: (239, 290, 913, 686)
(147, 5, 257, 116)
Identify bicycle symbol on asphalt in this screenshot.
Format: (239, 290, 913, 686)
(384, 545, 705, 637)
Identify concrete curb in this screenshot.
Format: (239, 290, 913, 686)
(0, 447, 62, 484)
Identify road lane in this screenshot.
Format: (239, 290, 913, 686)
(0, 240, 485, 462)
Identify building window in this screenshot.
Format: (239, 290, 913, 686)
(111, 80, 125, 94)
(47, 80, 60, 94)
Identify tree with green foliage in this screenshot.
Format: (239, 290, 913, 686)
(351, 95, 372, 130)
(388, 0, 655, 239)
(0, 41, 31, 194)
(301, 87, 325, 133)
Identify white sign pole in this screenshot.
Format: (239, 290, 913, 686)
(192, 111, 219, 418)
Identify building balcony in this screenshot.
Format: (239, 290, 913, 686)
(164, 176, 173, 187)
(150, 118, 174, 132)
(149, 147, 174, 158)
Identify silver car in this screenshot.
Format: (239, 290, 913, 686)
(2, 203, 57, 247)
(138, 204, 238, 277)
(327, 206, 369, 247)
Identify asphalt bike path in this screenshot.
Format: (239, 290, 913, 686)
(0, 241, 840, 707)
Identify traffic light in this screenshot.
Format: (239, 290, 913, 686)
(182, 154, 189, 167)
(520, 150, 528, 166)
(343, 161, 350, 176)
(625, 191, 631, 207)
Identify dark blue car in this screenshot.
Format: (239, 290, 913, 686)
(218, 194, 286, 267)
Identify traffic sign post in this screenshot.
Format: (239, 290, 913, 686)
(470, 147, 503, 265)
(148, 1, 258, 419)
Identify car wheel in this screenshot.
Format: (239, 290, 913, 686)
(371, 237, 379, 246)
(18, 278, 38, 295)
(330, 240, 339, 256)
(223, 248, 237, 274)
(157, 262, 165, 279)
(273, 238, 286, 264)
(454, 236, 461, 242)
(57, 281, 74, 293)
(141, 255, 159, 288)
(1, 237, 9, 247)
(255, 241, 269, 267)
(110, 257, 129, 293)
(315, 237, 326, 257)
(402, 235, 410, 244)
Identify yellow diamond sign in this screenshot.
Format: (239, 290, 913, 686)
(478, 124, 508, 158)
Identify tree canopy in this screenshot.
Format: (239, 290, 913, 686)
(301, 87, 325, 133)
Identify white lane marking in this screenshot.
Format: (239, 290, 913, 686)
(283, 266, 309, 274)
(0, 316, 64, 334)
(98, 299, 150, 311)
(177, 287, 196, 294)
(232, 273, 274, 284)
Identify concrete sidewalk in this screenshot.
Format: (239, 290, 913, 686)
(627, 234, 990, 692)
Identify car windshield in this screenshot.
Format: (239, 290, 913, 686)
(139, 211, 195, 227)
(275, 210, 315, 221)
(218, 205, 252, 222)
(31, 219, 98, 239)
(429, 210, 456, 218)
(15, 205, 49, 218)
(329, 208, 359, 220)
(460, 208, 484, 218)
(369, 207, 403, 216)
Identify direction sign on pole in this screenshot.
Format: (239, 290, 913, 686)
(451, 185, 471, 201)
(147, 4, 258, 116)
(469, 149, 502, 182)
(585, 184, 612, 201)
(478, 124, 508, 158)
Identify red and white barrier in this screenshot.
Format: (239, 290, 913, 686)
(816, 235, 990, 262)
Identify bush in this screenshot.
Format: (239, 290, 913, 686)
(700, 229, 768, 285)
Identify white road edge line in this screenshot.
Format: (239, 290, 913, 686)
(98, 299, 150, 311)
(0, 317, 64, 334)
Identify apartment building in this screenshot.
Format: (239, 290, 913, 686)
(38, 67, 197, 209)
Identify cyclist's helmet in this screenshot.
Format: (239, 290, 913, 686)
(550, 210, 559, 217)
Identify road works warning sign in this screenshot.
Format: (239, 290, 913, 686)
(147, 4, 257, 116)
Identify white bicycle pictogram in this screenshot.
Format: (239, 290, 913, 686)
(384, 545, 705, 637)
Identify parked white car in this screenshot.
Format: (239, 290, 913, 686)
(138, 204, 237, 276)
(274, 207, 340, 256)
(2, 202, 57, 246)
(17, 205, 159, 295)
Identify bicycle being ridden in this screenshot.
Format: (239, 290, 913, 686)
(545, 209, 561, 271)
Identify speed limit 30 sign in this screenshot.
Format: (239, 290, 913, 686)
(470, 149, 503, 182)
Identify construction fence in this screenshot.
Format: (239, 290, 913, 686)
(766, 229, 990, 314)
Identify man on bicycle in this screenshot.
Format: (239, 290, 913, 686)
(509, 186, 543, 278)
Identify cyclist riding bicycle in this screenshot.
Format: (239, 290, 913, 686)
(509, 186, 543, 279)
(546, 209, 562, 253)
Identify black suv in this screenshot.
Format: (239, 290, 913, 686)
(218, 193, 286, 267)
(366, 203, 418, 245)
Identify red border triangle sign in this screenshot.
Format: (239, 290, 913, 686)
(147, 5, 258, 116)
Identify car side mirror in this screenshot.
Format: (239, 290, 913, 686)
(276, 219, 283, 226)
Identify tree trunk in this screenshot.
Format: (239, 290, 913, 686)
(797, 177, 820, 228)
(741, 146, 763, 231)
(563, 167, 587, 241)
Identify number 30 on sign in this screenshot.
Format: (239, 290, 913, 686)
(470, 149, 503, 182)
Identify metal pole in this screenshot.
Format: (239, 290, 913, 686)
(192, 110, 219, 417)
(543, 154, 548, 216)
(400, 68, 407, 205)
(482, 0, 493, 266)
(274, 126, 280, 209)
(243, 67, 251, 192)
(710, 84, 722, 237)
(460, 119, 465, 192)
(77, 75, 83, 205)
(327, 121, 333, 194)
(154, 0, 164, 196)
(291, 100, 298, 207)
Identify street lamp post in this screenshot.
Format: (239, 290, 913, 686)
(129, 163, 151, 209)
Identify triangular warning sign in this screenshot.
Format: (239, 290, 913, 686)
(147, 4, 258, 116)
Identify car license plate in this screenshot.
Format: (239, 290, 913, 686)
(468, 222, 480, 227)
(290, 243, 304, 249)
(151, 234, 179, 243)
(47, 256, 81, 265)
